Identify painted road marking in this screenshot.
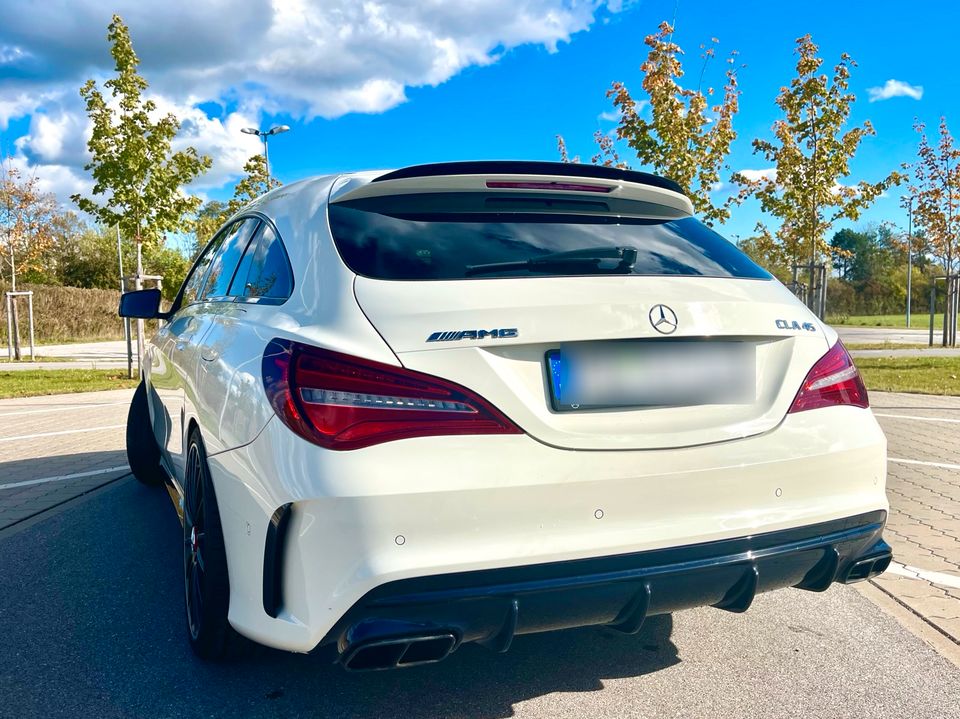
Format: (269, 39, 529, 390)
(0, 465, 130, 490)
(0, 402, 128, 418)
(875, 413, 960, 424)
(0, 425, 125, 443)
(888, 457, 960, 471)
(888, 562, 960, 590)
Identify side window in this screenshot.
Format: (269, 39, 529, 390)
(180, 232, 226, 307)
(229, 223, 293, 300)
(200, 218, 261, 300)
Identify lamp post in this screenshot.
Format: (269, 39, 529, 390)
(240, 125, 290, 185)
(905, 195, 914, 328)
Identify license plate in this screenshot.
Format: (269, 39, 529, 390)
(546, 341, 756, 412)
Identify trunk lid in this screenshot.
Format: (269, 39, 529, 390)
(354, 275, 828, 450)
(329, 163, 828, 450)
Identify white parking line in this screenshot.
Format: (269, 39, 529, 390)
(0, 465, 129, 490)
(888, 562, 960, 590)
(0, 402, 128, 418)
(875, 413, 960, 424)
(0, 425, 125, 443)
(888, 457, 960, 471)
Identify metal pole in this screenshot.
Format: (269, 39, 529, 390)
(930, 283, 936, 347)
(117, 225, 133, 380)
(943, 277, 951, 347)
(135, 241, 144, 375)
(950, 275, 960, 347)
(263, 135, 271, 186)
(5, 294, 12, 360)
(27, 291, 34, 361)
(906, 199, 913, 327)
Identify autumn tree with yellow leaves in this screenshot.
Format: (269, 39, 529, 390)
(558, 21, 740, 225)
(907, 117, 960, 275)
(1, 163, 71, 358)
(730, 35, 902, 306)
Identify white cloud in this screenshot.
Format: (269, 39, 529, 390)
(1, 0, 613, 119)
(737, 168, 777, 183)
(3, 154, 93, 204)
(0, 0, 618, 201)
(867, 79, 924, 103)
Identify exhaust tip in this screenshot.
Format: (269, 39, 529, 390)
(842, 551, 893, 584)
(342, 632, 458, 671)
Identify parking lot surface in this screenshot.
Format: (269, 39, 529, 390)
(1, 387, 959, 717)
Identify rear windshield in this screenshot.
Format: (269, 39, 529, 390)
(328, 197, 770, 281)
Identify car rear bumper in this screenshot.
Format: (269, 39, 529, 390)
(206, 406, 888, 654)
(324, 511, 890, 669)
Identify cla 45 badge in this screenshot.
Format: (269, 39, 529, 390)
(776, 319, 817, 332)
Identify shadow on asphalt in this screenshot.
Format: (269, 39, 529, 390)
(0, 480, 681, 718)
(0, 451, 127, 486)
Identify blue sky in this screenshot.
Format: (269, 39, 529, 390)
(1, 0, 957, 246)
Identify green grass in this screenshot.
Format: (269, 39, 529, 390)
(827, 313, 943, 329)
(0, 369, 139, 399)
(0, 356, 73, 363)
(843, 342, 932, 351)
(857, 356, 960, 396)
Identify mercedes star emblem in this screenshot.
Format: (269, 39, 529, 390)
(649, 304, 678, 334)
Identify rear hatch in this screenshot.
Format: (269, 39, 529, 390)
(329, 163, 829, 451)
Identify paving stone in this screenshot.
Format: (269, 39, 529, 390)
(873, 391, 960, 643)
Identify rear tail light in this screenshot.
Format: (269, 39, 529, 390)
(262, 339, 522, 450)
(788, 341, 868, 413)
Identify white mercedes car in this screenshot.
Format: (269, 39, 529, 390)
(120, 161, 891, 670)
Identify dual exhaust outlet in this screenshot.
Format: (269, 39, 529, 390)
(841, 551, 892, 584)
(341, 630, 459, 671)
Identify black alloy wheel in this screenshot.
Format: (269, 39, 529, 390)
(182, 429, 235, 659)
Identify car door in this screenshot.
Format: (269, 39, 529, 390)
(150, 218, 259, 479)
(181, 217, 263, 454)
(196, 220, 295, 454)
(149, 231, 224, 478)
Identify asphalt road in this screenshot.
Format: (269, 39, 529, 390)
(1, 390, 960, 718)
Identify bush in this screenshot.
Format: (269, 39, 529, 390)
(0, 282, 125, 345)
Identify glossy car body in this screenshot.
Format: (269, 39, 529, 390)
(132, 162, 890, 669)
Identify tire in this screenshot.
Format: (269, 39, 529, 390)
(126, 382, 167, 487)
(183, 427, 237, 660)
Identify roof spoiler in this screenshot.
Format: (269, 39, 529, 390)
(330, 161, 693, 217)
(372, 161, 686, 196)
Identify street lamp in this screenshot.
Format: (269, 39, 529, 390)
(241, 125, 290, 185)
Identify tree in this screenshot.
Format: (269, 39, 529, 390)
(227, 154, 281, 216)
(907, 117, 960, 275)
(830, 228, 874, 281)
(0, 163, 71, 358)
(189, 200, 228, 260)
(189, 154, 282, 259)
(730, 35, 902, 310)
(71, 14, 211, 277)
(558, 22, 740, 225)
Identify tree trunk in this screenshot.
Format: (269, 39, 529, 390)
(10, 297, 21, 361)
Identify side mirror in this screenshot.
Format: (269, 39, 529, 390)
(119, 288, 164, 319)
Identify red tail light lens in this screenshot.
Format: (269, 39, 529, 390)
(788, 341, 868, 413)
(262, 339, 522, 450)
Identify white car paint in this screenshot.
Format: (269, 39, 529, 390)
(139, 165, 887, 655)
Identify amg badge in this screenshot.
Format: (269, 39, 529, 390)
(426, 328, 519, 342)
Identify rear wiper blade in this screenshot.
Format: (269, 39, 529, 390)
(465, 246, 638, 276)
